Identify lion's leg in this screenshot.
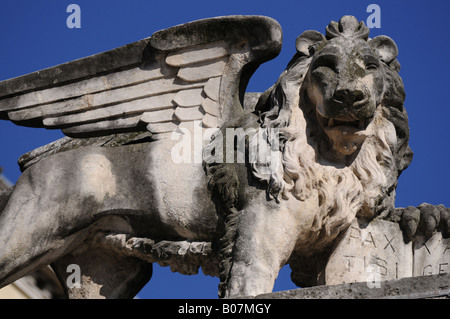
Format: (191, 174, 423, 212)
(0, 177, 88, 289)
(0, 157, 102, 289)
(51, 247, 152, 299)
(222, 203, 300, 298)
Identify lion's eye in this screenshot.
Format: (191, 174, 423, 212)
(313, 54, 339, 73)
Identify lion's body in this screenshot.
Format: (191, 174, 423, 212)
(0, 139, 222, 285)
(0, 16, 413, 298)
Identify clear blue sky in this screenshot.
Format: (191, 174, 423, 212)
(0, 0, 449, 298)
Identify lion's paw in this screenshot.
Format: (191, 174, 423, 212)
(398, 203, 449, 241)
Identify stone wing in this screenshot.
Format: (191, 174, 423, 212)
(0, 16, 282, 138)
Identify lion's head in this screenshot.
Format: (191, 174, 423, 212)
(303, 17, 402, 156)
(253, 16, 413, 227)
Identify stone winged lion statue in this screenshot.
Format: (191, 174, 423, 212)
(0, 15, 448, 298)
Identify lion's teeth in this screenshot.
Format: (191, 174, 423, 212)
(328, 118, 334, 127)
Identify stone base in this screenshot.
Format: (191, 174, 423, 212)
(252, 274, 449, 299)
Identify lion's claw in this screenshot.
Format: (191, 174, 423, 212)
(400, 206, 420, 241)
(417, 203, 440, 238)
(399, 203, 448, 241)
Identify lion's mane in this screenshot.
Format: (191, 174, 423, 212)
(251, 25, 412, 247)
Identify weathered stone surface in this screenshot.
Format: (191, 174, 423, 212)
(172, 88, 204, 107)
(176, 58, 228, 83)
(174, 106, 204, 121)
(201, 98, 220, 116)
(243, 92, 262, 112)
(203, 77, 221, 101)
(146, 122, 178, 134)
(201, 113, 219, 128)
(0, 188, 13, 214)
(9, 95, 92, 121)
(43, 92, 176, 127)
(92, 232, 219, 276)
(414, 233, 450, 277)
(252, 274, 450, 299)
(62, 115, 143, 135)
(325, 219, 413, 285)
(15, 133, 152, 168)
(140, 108, 176, 124)
(1, 63, 174, 113)
(324, 213, 449, 286)
(166, 40, 229, 67)
(0, 38, 152, 100)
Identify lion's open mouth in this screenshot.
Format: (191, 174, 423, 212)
(316, 110, 373, 155)
(316, 111, 371, 131)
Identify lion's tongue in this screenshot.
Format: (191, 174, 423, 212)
(325, 126, 368, 155)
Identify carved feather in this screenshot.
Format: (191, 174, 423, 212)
(0, 16, 282, 139)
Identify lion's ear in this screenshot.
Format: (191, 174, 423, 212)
(370, 35, 398, 64)
(296, 30, 326, 56)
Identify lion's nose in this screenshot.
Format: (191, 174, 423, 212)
(333, 88, 365, 106)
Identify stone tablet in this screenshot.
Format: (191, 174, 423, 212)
(325, 219, 413, 286)
(414, 233, 449, 277)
